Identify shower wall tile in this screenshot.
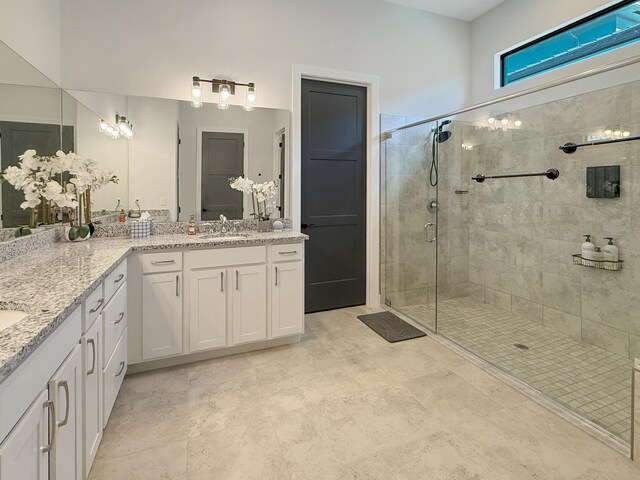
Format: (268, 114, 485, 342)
(582, 319, 630, 358)
(582, 83, 632, 127)
(630, 334, 640, 360)
(484, 287, 512, 312)
(542, 96, 584, 136)
(512, 296, 543, 324)
(543, 307, 582, 341)
(542, 273, 582, 317)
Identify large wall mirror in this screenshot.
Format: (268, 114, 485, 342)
(0, 41, 63, 228)
(0, 37, 290, 229)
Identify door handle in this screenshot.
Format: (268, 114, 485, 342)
(301, 223, 316, 229)
(87, 338, 96, 375)
(176, 275, 180, 297)
(89, 298, 104, 313)
(220, 271, 224, 292)
(114, 273, 125, 284)
(275, 266, 278, 286)
(113, 312, 125, 325)
(114, 361, 126, 377)
(57, 380, 70, 427)
(41, 400, 56, 453)
(202, 208, 208, 212)
(236, 270, 239, 290)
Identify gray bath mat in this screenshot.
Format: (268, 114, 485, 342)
(357, 311, 427, 343)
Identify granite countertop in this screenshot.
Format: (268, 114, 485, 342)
(0, 230, 308, 385)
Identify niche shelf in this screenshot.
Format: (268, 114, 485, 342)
(572, 254, 623, 271)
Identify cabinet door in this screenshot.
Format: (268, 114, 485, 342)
(82, 318, 102, 478)
(271, 262, 304, 338)
(49, 345, 82, 480)
(142, 272, 183, 359)
(190, 268, 227, 352)
(232, 265, 267, 345)
(0, 389, 49, 480)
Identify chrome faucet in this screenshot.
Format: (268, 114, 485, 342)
(220, 214, 233, 235)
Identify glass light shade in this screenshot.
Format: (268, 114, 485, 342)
(487, 117, 495, 125)
(191, 80, 202, 99)
(501, 117, 509, 126)
(604, 128, 613, 136)
(244, 84, 256, 111)
(118, 117, 129, 132)
(623, 130, 631, 137)
(219, 84, 231, 101)
(514, 119, 522, 128)
(99, 119, 109, 131)
(614, 128, 622, 137)
(191, 100, 203, 108)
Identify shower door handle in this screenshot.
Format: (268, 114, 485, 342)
(424, 222, 436, 243)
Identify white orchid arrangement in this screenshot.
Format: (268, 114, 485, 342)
(229, 176, 278, 221)
(1, 149, 117, 227)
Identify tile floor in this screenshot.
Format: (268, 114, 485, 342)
(89, 306, 640, 480)
(403, 297, 634, 443)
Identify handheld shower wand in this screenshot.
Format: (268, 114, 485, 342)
(430, 120, 452, 187)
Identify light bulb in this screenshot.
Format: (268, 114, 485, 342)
(111, 129, 120, 139)
(614, 128, 622, 137)
(501, 118, 509, 126)
(244, 84, 256, 111)
(191, 80, 202, 99)
(514, 119, 522, 128)
(604, 128, 612, 136)
(487, 117, 495, 125)
(623, 130, 630, 137)
(99, 119, 109, 131)
(219, 84, 231, 101)
(118, 116, 129, 132)
(191, 100, 203, 108)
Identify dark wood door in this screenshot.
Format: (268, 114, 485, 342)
(301, 79, 367, 313)
(201, 131, 244, 220)
(0, 122, 73, 228)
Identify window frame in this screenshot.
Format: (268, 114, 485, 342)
(499, 0, 640, 87)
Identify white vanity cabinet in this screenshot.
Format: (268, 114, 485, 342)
(0, 389, 49, 480)
(81, 314, 102, 477)
(0, 306, 81, 480)
(140, 251, 184, 360)
(270, 244, 304, 338)
(130, 240, 304, 368)
(49, 345, 82, 480)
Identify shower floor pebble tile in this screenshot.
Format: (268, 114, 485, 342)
(87, 306, 640, 479)
(402, 298, 634, 444)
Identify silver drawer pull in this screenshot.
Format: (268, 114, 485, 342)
(114, 361, 125, 377)
(151, 259, 175, 265)
(278, 251, 298, 255)
(220, 271, 224, 292)
(114, 273, 125, 283)
(89, 298, 104, 313)
(87, 338, 96, 375)
(58, 380, 70, 427)
(275, 266, 278, 286)
(41, 400, 56, 453)
(113, 312, 125, 325)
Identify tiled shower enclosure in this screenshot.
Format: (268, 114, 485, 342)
(381, 73, 640, 446)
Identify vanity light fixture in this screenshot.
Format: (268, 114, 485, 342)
(98, 115, 134, 140)
(190, 76, 257, 111)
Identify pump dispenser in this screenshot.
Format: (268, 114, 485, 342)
(603, 237, 619, 269)
(582, 235, 595, 266)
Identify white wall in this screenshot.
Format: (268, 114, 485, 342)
(0, 0, 61, 85)
(0, 84, 60, 125)
(177, 102, 288, 220)
(470, 0, 640, 104)
(127, 96, 179, 219)
(59, 0, 470, 118)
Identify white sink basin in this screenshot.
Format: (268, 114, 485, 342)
(0, 310, 29, 332)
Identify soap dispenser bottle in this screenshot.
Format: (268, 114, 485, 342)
(582, 235, 595, 266)
(187, 215, 197, 236)
(603, 237, 619, 270)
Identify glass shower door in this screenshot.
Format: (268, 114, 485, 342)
(381, 117, 439, 332)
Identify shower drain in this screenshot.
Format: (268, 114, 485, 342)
(513, 343, 530, 351)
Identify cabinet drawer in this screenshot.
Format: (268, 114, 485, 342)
(103, 330, 127, 426)
(83, 282, 105, 332)
(102, 283, 127, 365)
(191, 246, 266, 269)
(104, 260, 127, 303)
(140, 251, 182, 274)
(271, 243, 303, 262)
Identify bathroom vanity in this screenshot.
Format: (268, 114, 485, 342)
(0, 229, 306, 479)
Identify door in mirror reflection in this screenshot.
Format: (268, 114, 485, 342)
(201, 131, 244, 220)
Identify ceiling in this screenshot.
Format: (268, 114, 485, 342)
(383, 0, 507, 21)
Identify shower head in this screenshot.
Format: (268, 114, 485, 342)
(435, 130, 452, 143)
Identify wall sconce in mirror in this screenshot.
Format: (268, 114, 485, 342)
(98, 114, 134, 140)
(190, 76, 257, 111)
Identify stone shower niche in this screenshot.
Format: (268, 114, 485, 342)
(586, 165, 620, 198)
